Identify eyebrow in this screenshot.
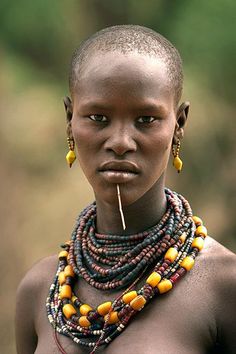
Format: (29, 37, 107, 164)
(78, 100, 169, 115)
(135, 103, 168, 114)
(78, 101, 113, 111)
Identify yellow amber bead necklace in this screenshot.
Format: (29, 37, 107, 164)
(46, 189, 207, 353)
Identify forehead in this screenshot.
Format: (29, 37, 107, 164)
(73, 52, 175, 108)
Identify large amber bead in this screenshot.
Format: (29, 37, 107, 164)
(104, 311, 119, 324)
(164, 247, 178, 262)
(80, 304, 93, 316)
(191, 237, 204, 251)
(97, 301, 112, 316)
(58, 271, 66, 285)
(63, 304, 77, 319)
(60, 284, 72, 299)
(66, 150, 76, 167)
(157, 279, 173, 294)
(180, 256, 195, 271)
(79, 316, 91, 327)
(64, 265, 75, 277)
(130, 295, 146, 310)
(192, 216, 203, 226)
(195, 226, 207, 238)
(122, 291, 138, 304)
(146, 272, 161, 287)
(173, 156, 183, 173)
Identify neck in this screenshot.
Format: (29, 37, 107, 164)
(95, 177, 167, 235)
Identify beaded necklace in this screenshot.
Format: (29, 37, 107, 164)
(46, 189, 207, 353)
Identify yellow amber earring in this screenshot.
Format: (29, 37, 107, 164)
(66, 137, 76, 168)
(172, 139, 183, 173)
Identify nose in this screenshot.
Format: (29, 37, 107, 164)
(104, 123, 137, 156)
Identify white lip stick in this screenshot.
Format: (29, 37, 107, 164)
(116, 184, 126, 231)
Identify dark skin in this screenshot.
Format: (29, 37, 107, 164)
(15, 52, 236, 354)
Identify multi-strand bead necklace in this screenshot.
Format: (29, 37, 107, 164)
(46, 189, 207, 353)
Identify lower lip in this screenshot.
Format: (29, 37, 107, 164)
(99, 170, 138, 183)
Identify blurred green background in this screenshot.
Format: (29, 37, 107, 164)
(1, 1, 235, 353)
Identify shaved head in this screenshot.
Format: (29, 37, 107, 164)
(69, 25, 183, 105)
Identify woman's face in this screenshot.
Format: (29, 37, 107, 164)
(70, 52, 177, 206)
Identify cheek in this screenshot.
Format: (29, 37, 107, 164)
(72, 119, 97, 154)
(71, 121, 94, 174)
(145, 126, 174, 167)
(72, 118, 87, 145)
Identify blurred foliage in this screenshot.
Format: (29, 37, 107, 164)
(0, 1, 235, 353)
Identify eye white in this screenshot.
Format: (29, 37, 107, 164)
(89, 115, 107, 122)
(137, 116, 156, 123)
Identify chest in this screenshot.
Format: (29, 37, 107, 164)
(36, 270, 216, 354)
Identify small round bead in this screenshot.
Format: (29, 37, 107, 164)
(64, 265, 75, 277)
(146, 272, 161, 287)
(104, 311, 119, 324)
(79, 316, 91, 327)
(80, 304, 93, 316)
(58, 271, 66, 285)
(122, 291, 138, 304)
(164, 247, 178, 262)
(62, 304, 77, 319)
(157, 279, 173, 294)
(180, 256, 195, 271)
(97, 302, 112, 316)
(195, 226, 207, 238)
(192, 216, 203, 227)
(60, 284, 72, 299)
(130, 295, 146, 310)
(58, 251, 68, 259)
(191, 237, 204, 251)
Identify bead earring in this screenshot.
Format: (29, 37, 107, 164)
(66, 137, 76, 168)
(172, 139, 183, 173)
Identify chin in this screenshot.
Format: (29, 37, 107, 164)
(94, 182, 148, 208)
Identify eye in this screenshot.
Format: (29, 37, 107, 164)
(89, 114, 107, 122)
(137, 116, 156, 123)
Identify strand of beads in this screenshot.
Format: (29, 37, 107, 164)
(46, 189, 208, 351)
(69, 190, 192, 290)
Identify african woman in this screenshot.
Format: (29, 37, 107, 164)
(16, 25, 236, 354)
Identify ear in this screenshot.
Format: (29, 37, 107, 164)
(63, 96, 73, 137)
(173, 101, 190, 144)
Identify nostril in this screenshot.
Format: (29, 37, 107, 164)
(104, 135, 137, 156)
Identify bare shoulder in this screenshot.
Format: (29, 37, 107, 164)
(202, 236, 236, 352)
(202, 235, 236, 273)
(201, 236, 236, 296)
(15, 255, 58, 354)
(17, 255, 58, 298)
(16, 254, 59, 322)
(204, 235, 236, 256)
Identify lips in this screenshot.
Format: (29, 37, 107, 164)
(98, 161, 140, 183)
(99, 161, 140, 174)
